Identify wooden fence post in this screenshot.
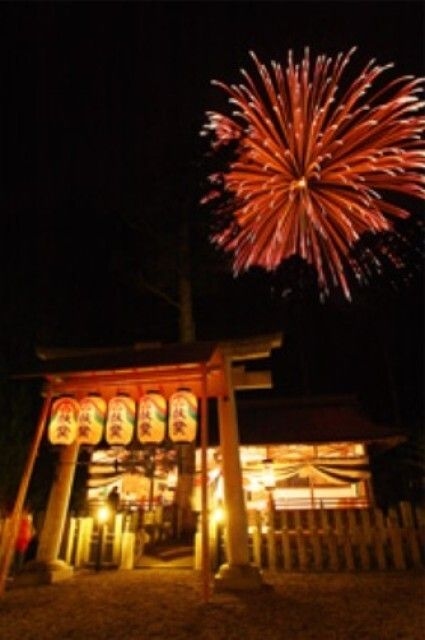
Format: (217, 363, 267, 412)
(294, 510, 308, 571)
(415, 505, 425, 552)
(307, 509, 323, 571)
(266, 503, 276, 571)
(335, 509, 354, 571)
(399, 501, 422, 568)
(64, 517, 76, 566)
(251, 511, 262, 568)
(387, 506, 406, 570)
(280, 510, 292, 571)
(113, 514, 123, 566)
(373, 508, 387, 571)
(358, 509, 371, 570)
(321, 509, 339, 571)
(73, 518, 83, 568)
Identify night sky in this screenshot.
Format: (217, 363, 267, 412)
(0, 2, 424, 429)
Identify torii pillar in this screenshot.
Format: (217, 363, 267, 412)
(214, 335, 282, 591)
(32, 440, 79, 582)
(214, 357, 261, 589)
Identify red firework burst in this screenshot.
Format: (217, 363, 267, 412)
(201, 47, 425, 299)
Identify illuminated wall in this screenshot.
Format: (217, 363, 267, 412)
(86, 441, 371, 512)
(194, 442, 371, 510)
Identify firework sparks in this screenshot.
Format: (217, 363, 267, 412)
(201, 48, 425, 299)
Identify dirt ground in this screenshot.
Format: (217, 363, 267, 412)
(0, 569, 424, 640)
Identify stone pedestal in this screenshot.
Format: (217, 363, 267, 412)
(214, 563, 264, 591)
(14, 559, 74, 586)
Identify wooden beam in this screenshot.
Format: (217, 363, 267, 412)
(43, 364, 226, 399)
(231, 367, 273, 390)
(219, 333, 282, 361)
(0, 393, 52, 597)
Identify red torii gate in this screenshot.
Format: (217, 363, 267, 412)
(0, 334, 281, 599)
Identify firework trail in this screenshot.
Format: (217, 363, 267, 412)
(201, 48, 425, 299)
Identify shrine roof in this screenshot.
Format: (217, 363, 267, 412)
(195, 393, 406, 446)
(30, 341, 220, 375)
(209, 394, 406, 448)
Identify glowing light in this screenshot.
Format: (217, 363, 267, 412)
(262, 458, 276, 490)
(166, 468, 178, 491)
(201, 48, 425, 299)
(213, 504, 226, 524)
(97, 505, 110, 524)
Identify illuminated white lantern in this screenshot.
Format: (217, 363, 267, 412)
(262, 458, 276, 490)
(137, 392, 167, 444)
(168, 389, 198, 443)
(48, 396, 79, 445)
(77, 394, 107, 445)
(106, 395, 135, 445)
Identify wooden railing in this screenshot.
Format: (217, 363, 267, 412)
(243, 502, 425, 571)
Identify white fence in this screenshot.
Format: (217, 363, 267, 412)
(243, 501, 425, 571)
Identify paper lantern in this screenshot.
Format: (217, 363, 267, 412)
(106, 395, 135, 445)
(77, 395, 107, 445)
(48, 396, 79, 445)
(168, 389, 198, 443)
(137, 392, 167, 444)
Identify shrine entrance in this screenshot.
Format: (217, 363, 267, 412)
(0, 335, 281, 599)
(63, 501, 195, 571)
(84, 442, 196, 566)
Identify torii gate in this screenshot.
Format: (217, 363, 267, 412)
(0, 334, 282, 599)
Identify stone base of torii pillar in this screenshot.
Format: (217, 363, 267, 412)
(13, 559, 74, 586)
(214, 563, 264, 591)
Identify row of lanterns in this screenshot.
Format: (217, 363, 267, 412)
(47, 391, 198, 446)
